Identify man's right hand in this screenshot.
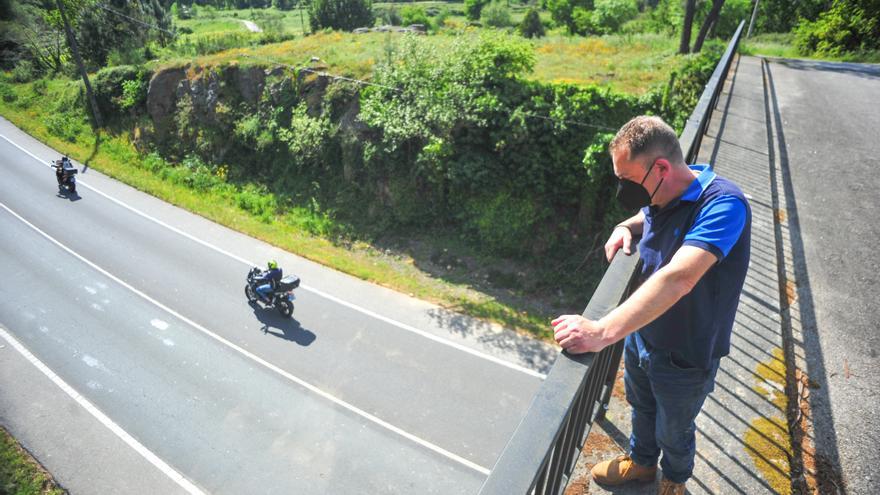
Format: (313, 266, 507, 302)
(604, 225, 633, 262)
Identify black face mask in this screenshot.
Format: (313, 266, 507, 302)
(616, 160, 663, 211)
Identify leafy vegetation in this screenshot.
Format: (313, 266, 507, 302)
(309, 0, 375, 31)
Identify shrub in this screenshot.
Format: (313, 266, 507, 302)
(794, 0, 880, 56)
(309, 0, 375, 31)
(573, 0, 637, 35)
(375, 5, 402, 25)
(465, 0, 488, 20)
(236, 183, 278, 222)
(0, 82, 17, 103)
(519, 8, 546, 38)
(400, 5, 429, 27)
(43, 112, 86, 142)
(481, 1, 512, 28)
(92, 65, 148, 116)
(590, 0, 638, 34)
(11, 60, 36, 83)
(119, 79, 147, 110)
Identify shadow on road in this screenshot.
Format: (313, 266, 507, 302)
(55, 189, 81, 202)
(249, 301, 316, 346)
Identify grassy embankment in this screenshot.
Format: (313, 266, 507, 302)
(1, 426, 65, 495)
(0, 31, 685, 340)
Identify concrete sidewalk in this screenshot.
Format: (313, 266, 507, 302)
(567, 55, 801, 495)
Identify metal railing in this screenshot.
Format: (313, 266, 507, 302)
(478, 20, 745, 495)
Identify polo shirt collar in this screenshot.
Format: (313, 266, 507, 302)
(680, 164, 716, 202)
(646, 164, 715, 215)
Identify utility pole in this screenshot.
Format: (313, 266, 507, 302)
(747, 0, 760, 38)
(298, 0, 306, 35)
(55, 0, 103, 128)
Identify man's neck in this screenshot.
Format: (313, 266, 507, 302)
(653, 166, 699, 209)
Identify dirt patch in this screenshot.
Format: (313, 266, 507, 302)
(566, 428, 625, 495)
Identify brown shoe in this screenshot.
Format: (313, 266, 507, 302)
(590, 455, 657, 485)
(658, 477, 686, 495)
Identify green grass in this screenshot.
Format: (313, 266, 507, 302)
(152, 28, 683, 95)
(176, 7, 310, 37)
(740, 32, 880, 63)
(530, 32, 683, 94)
(1, 426, 65, 495)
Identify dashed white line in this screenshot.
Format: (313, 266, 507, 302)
(0, 325, 205, 495)
(0, 132, 546, 380)
(0, 201, 492, 476)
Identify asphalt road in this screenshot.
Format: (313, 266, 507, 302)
(0, 120, 554, 494)
(766, 59, 880, 494)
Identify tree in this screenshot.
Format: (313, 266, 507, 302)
(308, 0, 374, 31)
(679, 0, 696, 53)
(794, 0, 880, 55)
(465, 0, 488, 21)
(481, 0, 512, 27)
(519, 7, 546, 37)
(692, 0, 725, 52)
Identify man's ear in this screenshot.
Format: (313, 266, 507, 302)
(654, 158, 672, 176)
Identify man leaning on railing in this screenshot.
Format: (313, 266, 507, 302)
(551, 115, 752, 495)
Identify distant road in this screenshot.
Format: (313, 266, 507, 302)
(0, 118, 554, 493)
(242, 20, 261, 32)
(766, 58, 880, 494)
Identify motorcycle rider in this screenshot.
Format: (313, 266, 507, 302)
(255, 260, 283, 303)
(55, 156, 73, 185)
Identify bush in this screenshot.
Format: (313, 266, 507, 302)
(236, 183, 278, 222)
(794, 0, 880, 56)
(375, 5, 402, 25)
(119, 79, 147, 111)
(481, 1, 512, 28)
(43, 112, 87, 142)
(0, 82, 17, 103)
(400, 5, 429, 26)
(11, 60, 36, 83)
(465, 0, 488, 20)
(519, 8, 546, 38)
(309, 0, 375, 31)
(573, 0, 637, 35)
(92, 65, 148, 117)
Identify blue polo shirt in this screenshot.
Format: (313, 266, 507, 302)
(635, 165, 751, 369)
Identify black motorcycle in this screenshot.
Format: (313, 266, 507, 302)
(51, 159, 77, 194)
(244, 267, 300, 318)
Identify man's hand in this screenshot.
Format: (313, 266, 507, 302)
(604, 226, 633, 262)
(552, 314, 609, 354)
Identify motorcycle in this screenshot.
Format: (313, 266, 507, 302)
(244, 266, 300, 318)
(51, 159, 77, 194)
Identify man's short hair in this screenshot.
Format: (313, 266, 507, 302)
(609, 115, 683, 165)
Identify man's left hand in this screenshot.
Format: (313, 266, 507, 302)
(552, 315, 609, 354)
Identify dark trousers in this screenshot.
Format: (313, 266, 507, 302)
(624, 333, 720, 483)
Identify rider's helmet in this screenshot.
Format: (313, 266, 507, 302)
(267, 260, 278, 270)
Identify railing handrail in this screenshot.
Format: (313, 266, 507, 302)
(478, 20, 745, 495)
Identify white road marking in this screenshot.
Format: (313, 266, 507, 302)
(0, 133, 546, 380)
(0, 201, 492, 476)
(0, 326, 205, 494)
(151, 319, 170, 331)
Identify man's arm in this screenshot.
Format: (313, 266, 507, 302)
(605, 210, 645, 261)
(553, 245, 718, 354)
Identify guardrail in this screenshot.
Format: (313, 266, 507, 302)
(478, 20, 745, 495)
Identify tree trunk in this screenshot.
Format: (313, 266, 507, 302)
(679, 0, 696, 54)
(56, 0, 103, 128)
(693, 0, 725, 53)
